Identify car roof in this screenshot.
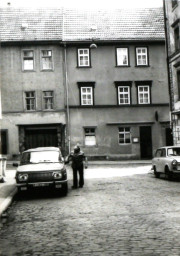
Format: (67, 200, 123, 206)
(23, 147, 60, 153)
(157, 146, 180, 150)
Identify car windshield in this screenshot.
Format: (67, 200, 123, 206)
(167, 148, 180, 156)
(21, 151, 63, 164)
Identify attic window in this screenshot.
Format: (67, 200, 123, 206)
(21, 23, 28, 30)
(90, 25, 97, 32)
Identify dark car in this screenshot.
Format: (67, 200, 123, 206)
(14, 147, 68, 195)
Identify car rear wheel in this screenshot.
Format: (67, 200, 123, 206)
(154, 166, 160, 178)
(165, 166, 173, 180)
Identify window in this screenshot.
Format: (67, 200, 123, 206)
(84, 127, 96, 146)
(41, 50, 53, 70)
(78, 82, 95, 106)
(43, 91, 54, 110)
(172, 0, 178, 8)
(138, 86, 150, 104)
(116, 48, 129, 66)
(118, 86, 130, 104)
(25, 91, 36, 110)
(119, 127, 131, 144)
(114, 81, 132, 105)
(81, 87, 93, 105)
(78, 49, 90, 67)
(136, 47, 148, 66)
(22, 50, 34, 71)
(155, 149, 162, 157)
(177, 71, 180, 99)
(174, 27, 180, 51)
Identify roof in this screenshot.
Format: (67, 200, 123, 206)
(63, 8, 165, 42)
(0, 8, 63, 42)
(0, 7, 165, 43)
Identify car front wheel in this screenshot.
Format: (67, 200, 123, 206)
(165, 166, 173, 181)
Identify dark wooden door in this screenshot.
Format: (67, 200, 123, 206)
(140, 126, 152, 159)
(25, 129, 58, 150)
(165, 128, 173, 146)
(0, 130, 8, 155)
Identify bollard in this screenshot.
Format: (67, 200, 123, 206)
(0, 155, 7, 183)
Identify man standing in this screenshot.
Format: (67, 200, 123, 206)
(66, 145, 87, 189)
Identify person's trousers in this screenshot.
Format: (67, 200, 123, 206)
(72, 165, 84, 188)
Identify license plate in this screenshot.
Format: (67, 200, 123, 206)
(55, 184, 62, 188)
(33, 183, 49, 187)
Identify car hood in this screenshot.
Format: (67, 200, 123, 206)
(17, 162, 65, 172)
(169, 156, 180, 162)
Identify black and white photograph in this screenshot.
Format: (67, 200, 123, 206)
(1, 0, 180, 255)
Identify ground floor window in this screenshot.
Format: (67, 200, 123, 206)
(84, 127, 96, 146)
(118, 127, 131, 144)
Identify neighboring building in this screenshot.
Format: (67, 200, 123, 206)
(0, 8, 66, 157)
(0, 7, 171, 159)
(163, 0, 180, 145)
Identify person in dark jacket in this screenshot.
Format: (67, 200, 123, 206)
(66, 145, 87, 189)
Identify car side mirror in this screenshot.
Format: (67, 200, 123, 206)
(13, 163, 19, 167)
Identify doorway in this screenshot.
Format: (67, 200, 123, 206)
(140, 126, 152, 159)
(165, 128, 173, 146)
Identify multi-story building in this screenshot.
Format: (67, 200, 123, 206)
(0, 7, 171, 160)
(163, 0, 180, 145)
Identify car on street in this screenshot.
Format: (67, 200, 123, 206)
(14, 147, 68, 195)
(152, 146, 180, 180)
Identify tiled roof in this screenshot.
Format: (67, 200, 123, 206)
(63, 8, 165, 41)
(0, 7, 165, 43)
(0, 8, 63, 41)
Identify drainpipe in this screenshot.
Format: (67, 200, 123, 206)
(163, 0, 175, 146)
(163, 0, 173, 113)
(64, 43, 71, 154)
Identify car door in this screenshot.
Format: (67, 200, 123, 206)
(153, 149, 162, 172)
(159, 148, 166, 173)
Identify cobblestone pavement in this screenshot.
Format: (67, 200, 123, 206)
(1, 165, 180, 256)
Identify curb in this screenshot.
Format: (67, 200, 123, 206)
(0, 187, 17, 217)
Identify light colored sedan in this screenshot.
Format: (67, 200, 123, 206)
(152, 146, 180, 180)
(14, 147, 68, 195)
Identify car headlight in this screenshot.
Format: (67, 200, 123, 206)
(172, 160, 177, 166)
(18, 174, 28, 181)
(52, 172, 62, 179)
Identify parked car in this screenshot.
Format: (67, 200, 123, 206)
(14, 147, 68, 195)
(152, 146, 180, 180)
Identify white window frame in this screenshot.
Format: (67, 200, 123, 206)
(116, 48, 129, 66)
(138, 85, 150, 104)
(41, 50, 53, 70)
(136, 47, 148, 66)
(84, 127, 96, 146)
(81, 87, 93, 105)
(22, 50, 34, 71)
(118, 127, 131, 145)
(78, 49, 90, 67)
(24, 91, 36, 111)
(43, 91, 54, 110)
(118, 86, 130, 104)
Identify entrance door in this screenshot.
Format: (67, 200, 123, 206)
(25, 128, 58, 150)
(0, 130, 8, 155)
(140, 126, 152, 159)
(165, 128, 173, 146)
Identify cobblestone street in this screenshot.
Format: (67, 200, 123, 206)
(1, 164, 180, 256)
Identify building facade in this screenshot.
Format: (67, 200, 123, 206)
(163, 0, 180, 145)
(0, 7, 171, 159)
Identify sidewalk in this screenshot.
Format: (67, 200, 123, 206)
(0, 166, 16, 217)
(0, 160, 152, 217)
